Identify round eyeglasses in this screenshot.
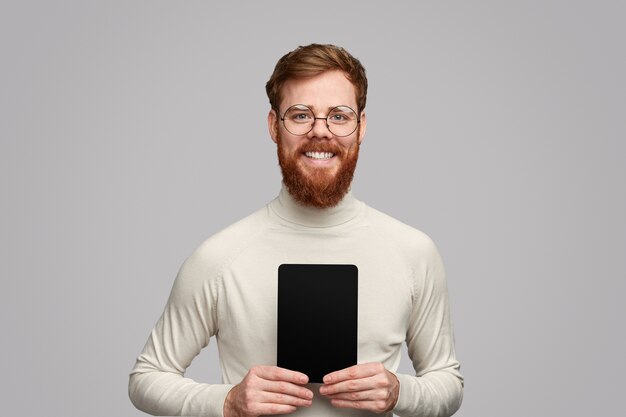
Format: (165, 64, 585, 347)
(279, 104, 360, 137)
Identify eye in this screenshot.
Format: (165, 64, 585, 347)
(284, 105, 314, 124)
(288, 112, 313, 124)
(328, 110, 353, 124)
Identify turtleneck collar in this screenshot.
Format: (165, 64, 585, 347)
(269, 185, 364, 228)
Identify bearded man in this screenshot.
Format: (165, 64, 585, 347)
(129, 44, 463, 417)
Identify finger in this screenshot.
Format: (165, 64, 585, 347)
(324, 389, 386, 401)
(253, 365, 309, 384)
(319, 375, 377, 396)
(259, 379, 314, 400)
(323, 362, 383, 384)
(249, 403, 298, 415)
(257, 390, 313, 407)
(330, 398, 391, 414)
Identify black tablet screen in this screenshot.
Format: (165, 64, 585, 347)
(277, 264, 358, 383)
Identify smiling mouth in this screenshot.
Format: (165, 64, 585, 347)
(304, 151, 335, 160)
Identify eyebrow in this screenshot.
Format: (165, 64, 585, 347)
(290, 104, 353, 111)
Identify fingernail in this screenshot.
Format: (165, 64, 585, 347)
(323, 375, 331, 383)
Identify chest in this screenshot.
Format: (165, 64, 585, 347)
(215, 231, 414, 361)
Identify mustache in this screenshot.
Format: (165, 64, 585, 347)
(297, 142, 344, 155)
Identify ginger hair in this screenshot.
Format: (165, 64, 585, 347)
(266, 44, 368, 113)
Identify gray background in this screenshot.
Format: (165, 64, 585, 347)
(2, 1, 624, 416)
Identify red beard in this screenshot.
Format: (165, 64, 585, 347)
(277, 138, 360, 209)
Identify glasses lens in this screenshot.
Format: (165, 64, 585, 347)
(283, 105, 314, 135)
(327, 106, 358, 136)
(281, 105, 359, 136)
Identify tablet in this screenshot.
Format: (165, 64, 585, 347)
(277, 264, 358, 383)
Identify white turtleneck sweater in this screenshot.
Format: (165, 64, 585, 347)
(129, 188, 463, 417)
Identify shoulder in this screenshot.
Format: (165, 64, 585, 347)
(363, 204, 440, 258)
(362, 203, 447, 294)
(172, 206, 270, 291)
(190, 206, 270, 270)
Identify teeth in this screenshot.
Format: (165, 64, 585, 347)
(305, 151, 334, 160)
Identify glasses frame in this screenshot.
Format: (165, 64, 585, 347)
(278, 104, 361, 137)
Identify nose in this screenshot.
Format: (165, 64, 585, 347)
(307, 117, 333, 139)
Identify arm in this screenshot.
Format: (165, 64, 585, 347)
(129, 247, 314, 417)
(128, 250, 233, 416)
(319, 240, 462, 416)
(392, 240, 464, 417)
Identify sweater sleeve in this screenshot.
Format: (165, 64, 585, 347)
(392, 239, 464, 417)
(128, 247, 234, 417)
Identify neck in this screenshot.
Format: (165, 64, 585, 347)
(269, 185, 363, 228)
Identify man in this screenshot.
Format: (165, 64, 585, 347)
(129, 44, 463, 417)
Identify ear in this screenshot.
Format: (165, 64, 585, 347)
(268, 109, 279, 144)
(357, 111, 366, 144)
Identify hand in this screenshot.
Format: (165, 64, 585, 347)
(223, 365, 313, 417)
(319, 362, 400, 414)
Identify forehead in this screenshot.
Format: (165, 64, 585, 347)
(280, 70, 357, 110)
